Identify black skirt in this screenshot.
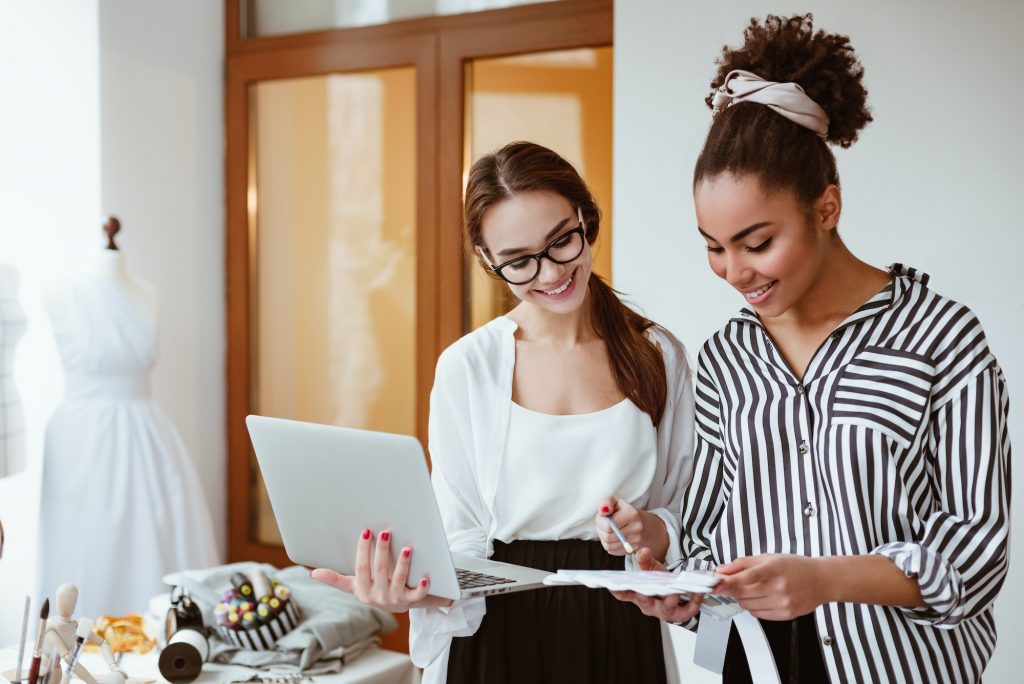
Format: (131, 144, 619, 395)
(446, 539, 668, 684)
(722, 613, 828, 683)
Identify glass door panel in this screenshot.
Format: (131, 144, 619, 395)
(248, 68, 417, 545)
(463, 46, 613, 331)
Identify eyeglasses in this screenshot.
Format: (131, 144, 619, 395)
(478, 208, 588, 285)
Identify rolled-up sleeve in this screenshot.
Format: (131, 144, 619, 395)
(873, 365, 1011, 627)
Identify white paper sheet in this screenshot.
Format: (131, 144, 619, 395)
(542, 569, 723, 596)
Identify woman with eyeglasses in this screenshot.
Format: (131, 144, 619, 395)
(312, 141, 696, 683)
(613, 15, 1011, 683)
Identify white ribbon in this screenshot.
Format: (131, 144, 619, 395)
(711, 69, 829, 138)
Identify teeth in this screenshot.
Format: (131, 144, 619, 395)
(745, 281, 775, 300)
(544, 274, 573, 296)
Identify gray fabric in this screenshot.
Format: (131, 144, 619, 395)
(170, 562, 397, 673)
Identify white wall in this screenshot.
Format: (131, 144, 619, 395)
(97, 0, 226, 560)
(0, 0, 224, 643)
(615, 1, 1024, 682)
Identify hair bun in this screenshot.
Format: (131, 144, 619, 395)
(706, 13, 872, 148)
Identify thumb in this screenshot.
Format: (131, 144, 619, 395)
(597, 496, 618, 517)
(310, 568, 355, 593)
(635, 547, 662, 571)
(716, 556, 753, 575)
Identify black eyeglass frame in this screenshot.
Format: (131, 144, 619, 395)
(478, 210, 588, 285)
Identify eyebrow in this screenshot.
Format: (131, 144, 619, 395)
(495, 217, 573, 258)
(698, 221, 774, 244)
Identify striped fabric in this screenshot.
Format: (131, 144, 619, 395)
(681, 264, 1011, 683)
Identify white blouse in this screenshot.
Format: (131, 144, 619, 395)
(409, 315, 695, 679)
(493, 398, 658, 542)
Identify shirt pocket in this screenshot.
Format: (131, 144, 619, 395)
(829, 346, 935, 449)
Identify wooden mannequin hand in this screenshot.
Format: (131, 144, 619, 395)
(311, 529, 454, 612)
(594, 497, 669, 560)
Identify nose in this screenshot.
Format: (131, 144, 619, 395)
(723, 251, 754, 288)
(536, 255, 565, 285)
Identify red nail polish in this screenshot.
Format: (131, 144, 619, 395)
(402, 548, 411, 558)
(361, 529, 371, 540)
(420, 578, 429, 587)
(381, 531, 391, 542)
(601, 506, 610, 514)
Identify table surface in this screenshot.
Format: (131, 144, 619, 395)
(0, 646, 420, 684)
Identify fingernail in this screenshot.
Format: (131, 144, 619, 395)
(402, 548, 411, 558)
(600, 506, 610, 514)
(361, 528, 371, 540)
(420, 578, 429, 587)
(381, 531, 391, 542)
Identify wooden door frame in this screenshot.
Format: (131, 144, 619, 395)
(223, 0, 612, 653)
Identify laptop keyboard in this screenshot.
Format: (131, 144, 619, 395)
(456, 568, 516, 589)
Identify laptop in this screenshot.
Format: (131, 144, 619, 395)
(245, 415, 551, 600)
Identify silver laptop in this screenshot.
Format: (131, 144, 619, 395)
(245, 415, 551, 600)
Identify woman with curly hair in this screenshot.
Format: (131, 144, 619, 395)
(615, 14, 1011, 683)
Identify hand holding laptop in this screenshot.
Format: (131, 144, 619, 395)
(310, 528, 454, 612)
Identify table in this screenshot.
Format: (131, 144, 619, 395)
(1, 647, 420, 684)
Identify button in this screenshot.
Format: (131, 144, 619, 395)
(798, 441, 809, 455)
(803, 503, 816, 518)
(823, 635, 834, 647)
(796, 385, 805, 395)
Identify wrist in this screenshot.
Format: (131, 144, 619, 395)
(640, 510, 669, 560)
(814, 556, 843, 604)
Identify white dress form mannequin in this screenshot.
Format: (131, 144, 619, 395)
(38, 218, 218, 618)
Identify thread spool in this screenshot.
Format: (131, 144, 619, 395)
(158, 629, 208, 684)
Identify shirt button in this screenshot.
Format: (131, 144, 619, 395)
(803, 503, 816, 518)
(798, 441, 809, 454)
(823, 636, 834, 647)
(796, 384, 805, 395)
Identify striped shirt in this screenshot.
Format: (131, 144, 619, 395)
(681, 264, 1011, 683)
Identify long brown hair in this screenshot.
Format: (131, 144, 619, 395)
(464, 141, 667, 424)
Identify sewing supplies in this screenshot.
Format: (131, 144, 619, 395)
(159, 588, 208, 684)
(215, 572, 299, 651)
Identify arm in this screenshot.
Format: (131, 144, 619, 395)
(407, 350, 493, 666)
(717, 365, 1011, 624)
(872, 366, 1011, 626)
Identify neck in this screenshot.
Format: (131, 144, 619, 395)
(87, 249, 127, 281)
(780, 240, 886, 328)
(514, 287, 596, 347)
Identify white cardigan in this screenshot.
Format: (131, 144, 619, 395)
(409, 315, 695, 676)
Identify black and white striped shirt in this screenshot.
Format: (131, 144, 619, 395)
(682, 264, 1011, 683)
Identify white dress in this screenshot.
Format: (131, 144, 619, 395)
(38, 276, 218, 617)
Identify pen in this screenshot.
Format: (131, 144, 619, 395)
(603, 514, 635, 556)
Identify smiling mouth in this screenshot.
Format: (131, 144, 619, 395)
(537, 268, 576, 296)
(744, 280, 777, 301)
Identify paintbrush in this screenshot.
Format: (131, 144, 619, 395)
(27, 598, 49, 684)
(15, 596, 30, 682)
(61, 618, 93, 684)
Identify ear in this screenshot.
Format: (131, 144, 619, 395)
(815, 184, 842, 232)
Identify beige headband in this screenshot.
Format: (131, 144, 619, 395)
(711, 69, 830, 137)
